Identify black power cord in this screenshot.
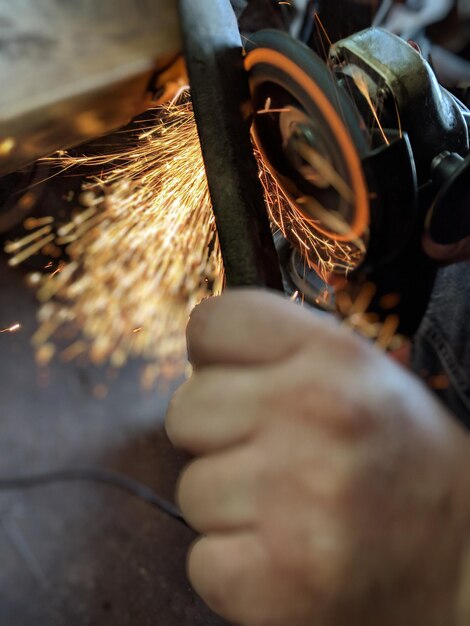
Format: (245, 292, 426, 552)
(0, 467, 189, 528)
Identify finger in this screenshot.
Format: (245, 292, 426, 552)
(188, 533, 316, 625)
(187, 288, 337, 368)
(188, 532, 272, 625)
(177, 444, 261, 532)
(165, 367, 267, 454)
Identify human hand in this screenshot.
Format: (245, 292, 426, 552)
(166, 289, 470, 626)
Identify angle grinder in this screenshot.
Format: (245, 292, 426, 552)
(181, 0, 470, 337)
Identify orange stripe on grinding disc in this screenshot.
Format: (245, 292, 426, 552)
(244, 47, 369, 243)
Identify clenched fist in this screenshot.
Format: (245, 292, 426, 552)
(166, 289, 470, 626)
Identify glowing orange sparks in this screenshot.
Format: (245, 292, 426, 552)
(0, 323, 21, 334)
(9, 94, 222, 384)
(5, 89, 387, 379)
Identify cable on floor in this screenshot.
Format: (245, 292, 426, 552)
(0, 467, 189, 528)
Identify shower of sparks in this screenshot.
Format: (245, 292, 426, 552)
(5, 88, 399, 379)
(256, 150, 363, 279)
(7, 94, 223, 385)
(6, 91, 361, 379)
(0, 323, 21, 334)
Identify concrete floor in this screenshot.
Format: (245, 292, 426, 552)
(0, 244, 226, 624)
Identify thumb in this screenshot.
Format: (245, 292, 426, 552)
(186, 288, 334, 368)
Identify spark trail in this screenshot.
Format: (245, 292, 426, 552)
(6, 92, 386, 381)
(9, 96, 222, 384)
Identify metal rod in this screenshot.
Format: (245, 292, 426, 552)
(178, 0, 283, 290)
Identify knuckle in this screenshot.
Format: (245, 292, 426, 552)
(330, 397, 378, 440)
(288, 380, 376, 441)
(291, 364, 379, 442)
